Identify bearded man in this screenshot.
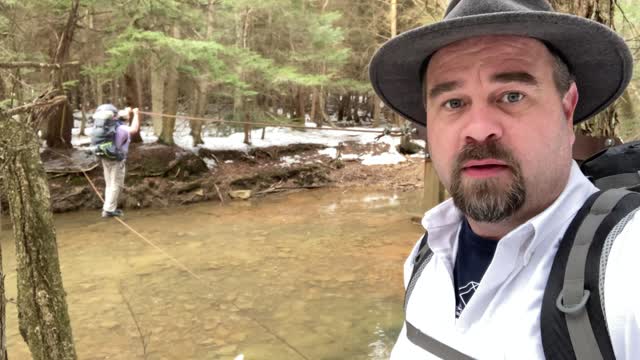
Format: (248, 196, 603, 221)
(369, 0, 639, 358)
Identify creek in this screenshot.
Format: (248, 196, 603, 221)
(0, 187, 426, 360)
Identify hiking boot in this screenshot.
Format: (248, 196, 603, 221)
(101, 209, 124, 218)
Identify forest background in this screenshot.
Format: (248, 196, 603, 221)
(1, 0, 639, 148)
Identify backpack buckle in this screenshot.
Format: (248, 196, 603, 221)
(556, 290, 590, 315)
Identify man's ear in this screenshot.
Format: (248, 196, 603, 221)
(562, 82, 579, 126)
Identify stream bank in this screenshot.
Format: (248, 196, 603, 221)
(1, 140, 426, 214)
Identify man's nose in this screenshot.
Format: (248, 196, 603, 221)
(461, 103, 504, 144)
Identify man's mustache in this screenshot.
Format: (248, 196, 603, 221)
(454, 141, 518, 173)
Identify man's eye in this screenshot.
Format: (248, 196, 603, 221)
(501, 92, 525, 103)
(444, 99, 464, 109)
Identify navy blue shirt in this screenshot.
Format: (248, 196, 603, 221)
(453, 219, 499, 318)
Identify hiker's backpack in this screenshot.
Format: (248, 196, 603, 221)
(91, 109, 124, 161)
(404, 140, 640, 360)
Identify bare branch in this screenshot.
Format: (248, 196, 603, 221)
(615, 0, 639, 38)
(2, 95, 67, 117)
(0, 61, 80, 70)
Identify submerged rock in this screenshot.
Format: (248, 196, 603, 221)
(229, 190, 252, 200)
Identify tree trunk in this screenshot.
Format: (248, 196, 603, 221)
(0, 74, 5, 100)
(79, 103, 87, 136)
(190, 0, 215, 146)
(0, 201, 7, 360)
(124, 63, 143, 143)
(316, 88, 327, 127)
(0, 247, 6, 360)
(348, 94, 357, 121)
(50, 0, 80, 89)
(192, 83, 206, 146)
(390, 0, 397, 38)
(337, 94, 346, 121)
(551, 0, 619, 137)
(0, 105, 77, 360)
(88, 10, 98, 109)
(95, 76, 103, 105)
(236, 7, 253, 143)
(43, 0, 79, 148)
(159, 26, 180, 145)
(244, 112, 252, 145)
(311, 88, 318, 125)
(44, 92, 73, 149)
(111, 79, 119, 105)
(150, 56, 165, 136)
(297, 86, 306, 124)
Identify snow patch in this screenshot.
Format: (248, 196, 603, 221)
(280, 155, 302, 166)
(203, 158, 217, 169)
(318, 147, 338, 159)
(361, 152, 406, 166)
(341, 154, 361, 160)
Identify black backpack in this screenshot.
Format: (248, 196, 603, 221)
(91, 110, 124, 161)
(404, 140, 640, 360)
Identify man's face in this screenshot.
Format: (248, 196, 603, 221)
(425, 35, 578, 224)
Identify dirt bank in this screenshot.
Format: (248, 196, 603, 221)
(1, 141, 426, 214)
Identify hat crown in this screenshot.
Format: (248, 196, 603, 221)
(445, 0, 553, 20)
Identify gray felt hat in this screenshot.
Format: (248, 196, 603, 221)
(369, 0, 633, 126)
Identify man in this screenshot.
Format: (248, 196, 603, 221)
(94, 104, 140, 218)
(368, 0, 638, 359)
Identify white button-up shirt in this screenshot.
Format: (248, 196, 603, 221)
(391, 161, 640, 359)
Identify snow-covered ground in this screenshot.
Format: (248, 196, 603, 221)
(72, 116, 425, 167)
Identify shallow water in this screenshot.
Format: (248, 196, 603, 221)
(0, 188, 425, 360)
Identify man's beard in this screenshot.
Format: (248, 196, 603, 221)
(449, 141, 526, 223)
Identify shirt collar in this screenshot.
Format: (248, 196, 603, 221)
(421, 161, 598, 261)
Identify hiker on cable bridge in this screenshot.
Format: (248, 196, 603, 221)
(91, 104, 140, 218)
(369, 0, 639, 359)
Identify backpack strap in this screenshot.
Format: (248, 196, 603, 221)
(542, 189, 640, 360)
(405, 232, 432, 310)
(405, 321, 476, 360)
(404, 232, 476, 359)
(593, 171, 640, 190)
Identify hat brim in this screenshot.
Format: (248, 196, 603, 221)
(369, 11, 633, 126)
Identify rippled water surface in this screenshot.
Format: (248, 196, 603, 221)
(0, 188, 426, 359)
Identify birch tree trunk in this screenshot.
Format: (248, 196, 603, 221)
(0, 103, 77, 360)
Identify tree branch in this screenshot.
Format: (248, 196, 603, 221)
(0, 61, 80, 70)
(2, 96, 68, 117)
